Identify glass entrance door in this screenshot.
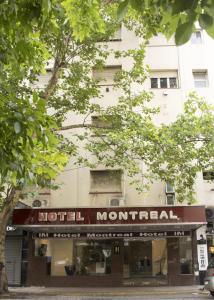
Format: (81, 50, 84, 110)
(123, 239, 168, 286)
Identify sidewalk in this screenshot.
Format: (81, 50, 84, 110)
(4, 285, 209, 298)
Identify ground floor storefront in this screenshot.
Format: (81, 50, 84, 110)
(12, 206, 206, 287)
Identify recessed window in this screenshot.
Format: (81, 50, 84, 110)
(203, 171, 214, 181)
(166, 194, 175, 205)
(169, 77, 177, 88)
(90, 170, 122, 193)
(193, 71, 208, 88)
(150, 71, 178, 89)
(165, 182, 175, 205)
(151, 78, 158, 88)
(93, 66, 121, 86)
(109, 26, 122, 41)
(191, 30, 202, 44)
(160, 78, 167, 88)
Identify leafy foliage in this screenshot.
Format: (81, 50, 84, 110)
(61, 0, 214, 44)
(0, 0, 214, 206)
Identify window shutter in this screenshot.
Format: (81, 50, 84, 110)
(93, 66, 121, 85)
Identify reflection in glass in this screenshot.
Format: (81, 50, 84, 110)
(123, 239, 167, 279)
(179, 237, 192, 274)
(75, 240, 111, 275)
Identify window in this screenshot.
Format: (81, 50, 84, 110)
(193, 71, 208, 88)
(109, 26, 122, 41)
(34, 239, 111, 276)
(169, 77, 177, 88)
(203, 171, 214, 181)
(91, 116, 112, 129)
(166, 194, 175, 205)
(179, 237, 192, 274)
(90, 170, 122, 193)
(75, 240, 111, 275)
(165, 182, 175, 205)
(160, 78, 167, 88)
(150, 70, 178, 89)
(93, 66, 122, 86)
(191, 30, 202, 44)
(35, 70, 52, 89)
(151, 78, 158, 88)
(123, 239, 167, 279)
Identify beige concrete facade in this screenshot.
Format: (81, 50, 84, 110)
(27, 26, 214, 210)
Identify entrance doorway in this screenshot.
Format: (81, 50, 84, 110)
(123, 239, 168, 286)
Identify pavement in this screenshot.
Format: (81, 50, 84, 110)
(0, 285, 209, 299)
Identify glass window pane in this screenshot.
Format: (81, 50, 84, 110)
(123, 239, 167, 279)
(191, 31, 202, 44)
(160, 78, 167, 88)
(166, 194, 175, 205)
(179, 237, 192, 274)
(75, 240, 111, 275)
(151, 78, 158, 88)
(203, 171, 214, 180)
(169, 77, 177, 88)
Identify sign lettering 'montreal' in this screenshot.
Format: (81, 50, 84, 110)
(96, 210, 179, 221)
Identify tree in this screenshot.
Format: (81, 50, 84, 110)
(63, 0, 214, 45)
(0, 0, 214, 293)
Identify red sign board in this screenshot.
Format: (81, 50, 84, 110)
(12, 206, 206, 226)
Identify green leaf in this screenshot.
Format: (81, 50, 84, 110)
(130, 0, 143, 10)
(117, 0, 129, 21)
(175, 22, 194, 45)
(172, 0, 196, 15)
(206, 23, 214, 38)
(199, 13, 213, 29)
(14, 122, 21, 134)
(42, 0, 51, 21)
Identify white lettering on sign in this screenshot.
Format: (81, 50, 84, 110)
(150, 211, 158, 220)
(139, 211, 148, 220)
(97, 212, 107, 221)
(96, 210, 179, 222)
(38, 211, 85, 222)
(118, 211, 128, 220)
(109, 212, 117, 220)
(37, 209, 179, 223)
(159, 211, 169, 219)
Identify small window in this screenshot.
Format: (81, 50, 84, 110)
(193, 71, 208, 88)
(109, 26, 122, 41)
(160, 78, 167, 88)
(150, 71, 178, 89)
(166, 182, 174, 193)
(169, 77, 177, 88)
(166, 194, 175, 205)
(93, 66, 122, 86)
(203, 171, 214, 181)
(151, 78, 158, 88)
(90, 170, 122, 193)
(165, 182, 175, 205)
(191, 31, 202, 44)
(91, 116, 111, 129)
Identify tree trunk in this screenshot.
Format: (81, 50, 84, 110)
(0, 218, 8, 293)
(0, 188, 21, 294)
